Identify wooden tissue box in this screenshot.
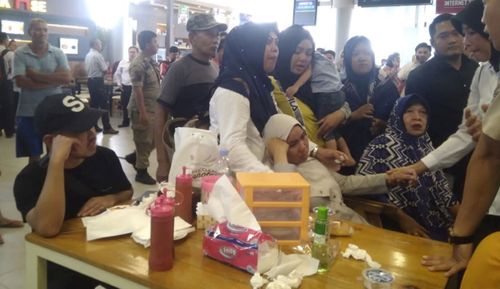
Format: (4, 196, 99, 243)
(236, 172, 310, 246)
(197, 215, 216, 230)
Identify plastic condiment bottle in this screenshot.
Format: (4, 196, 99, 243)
(149, 196, 174, 271)
(175, 166, 193, 224)
(312, 206, 330, 273)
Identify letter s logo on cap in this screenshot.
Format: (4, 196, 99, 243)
(62, 95, 85, 112)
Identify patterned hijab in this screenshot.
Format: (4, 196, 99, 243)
(214, 22, 278, 134)
(356, 94, 457, 240)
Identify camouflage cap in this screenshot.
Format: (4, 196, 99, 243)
(186, 13, 227, 33)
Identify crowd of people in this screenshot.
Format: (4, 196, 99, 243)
(0, 0, 499, 288)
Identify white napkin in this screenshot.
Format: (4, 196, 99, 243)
(206, 175, 260, 231)
(82, 193, 194, 245)
(131, 216, 195, 248)
(82, 206, 149, 241)
(265, 252, 319, 278)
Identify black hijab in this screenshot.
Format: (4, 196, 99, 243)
(214, 22, 279, 134)
(273, 25, 315, 106)
(342, 36, 379, 104)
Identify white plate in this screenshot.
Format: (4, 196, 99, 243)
(174, 231, 188, 240)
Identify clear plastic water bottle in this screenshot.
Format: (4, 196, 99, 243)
(215, 148, 231, 177)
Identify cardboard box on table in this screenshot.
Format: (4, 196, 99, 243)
(236, 172, 310, 246)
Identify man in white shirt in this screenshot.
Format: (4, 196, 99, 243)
(398, 42, 432, 82)
(85, 39, 118, 134)
(113, 46, 138, 128)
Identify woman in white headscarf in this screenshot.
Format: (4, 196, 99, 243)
(262, 113, 416, 224)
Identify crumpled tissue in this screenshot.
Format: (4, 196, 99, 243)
(251, 269, 306, 289)
(341, 243, 381, 268)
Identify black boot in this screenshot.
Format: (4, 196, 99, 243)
(124, 152, 136, 167)
(118, 118, 129, 128)
(135, 169, 156, 185)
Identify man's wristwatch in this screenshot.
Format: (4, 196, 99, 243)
(309, 146, 319, 158)
(448, 228, 474, 244)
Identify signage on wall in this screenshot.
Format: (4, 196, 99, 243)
(436, 0, 472, 14)
(178, 5, 189, 24)
(0, 0, 47, 13)
(293, 0, 318, 26)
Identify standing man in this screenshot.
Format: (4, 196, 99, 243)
(113, 46, 139, 128)
(13, 18, 71, 164)
(127, 31, 160, 185)
(0, 32, 16, 138)
(406, 14, 478, 200)
(155, 13, 227, 182)
(159, 46, 179, 77)
(85, 38, 118, 134)
(398, 42, 432, 83)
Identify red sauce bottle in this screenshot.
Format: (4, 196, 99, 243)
(149, 196, 174, 271)
(176, 166, 193, 224)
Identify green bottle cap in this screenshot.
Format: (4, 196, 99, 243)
(317, 206, 329, 221)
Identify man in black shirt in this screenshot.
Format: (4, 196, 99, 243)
(14, 93, 132, 289)
(406, 13, 478, 200)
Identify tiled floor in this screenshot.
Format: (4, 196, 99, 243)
(0, 115, 159, 289)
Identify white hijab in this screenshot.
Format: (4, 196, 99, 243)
(263, 114, 301, 143)
(263, 113, 369, 224)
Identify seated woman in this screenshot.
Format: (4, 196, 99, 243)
(357, 94, 459, 241)
(263, 113, 417, 224)
(210, 22, 346, 173)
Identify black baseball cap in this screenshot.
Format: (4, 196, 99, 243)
(34, 94, 103, 136)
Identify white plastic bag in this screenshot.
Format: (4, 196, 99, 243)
(168, 127, 219, 187)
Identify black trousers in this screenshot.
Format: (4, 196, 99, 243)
(87, 77, 111, 129)
(48, 262, 117, 289)
(121, 85, 132, 124)
(0, 80, 16, 136)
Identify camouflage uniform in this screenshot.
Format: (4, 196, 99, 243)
(128, 52, 160, 170)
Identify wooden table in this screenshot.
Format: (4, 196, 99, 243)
(25, 219, 451, 289)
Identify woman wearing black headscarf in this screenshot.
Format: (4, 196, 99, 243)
(209, 22, 279, 172)
(273, 25, 349, 149)
(340, 36, 400, 174)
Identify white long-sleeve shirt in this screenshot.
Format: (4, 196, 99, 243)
(113, 59, 131, 86)
(421, 62, 500, 215)
(210, 87, 273, 173)
(210, 86, 325, 174)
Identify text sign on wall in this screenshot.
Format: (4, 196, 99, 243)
(436, 0, 472, 14)
(0, 0, 47, 12)
(293, 0, 318, 26)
